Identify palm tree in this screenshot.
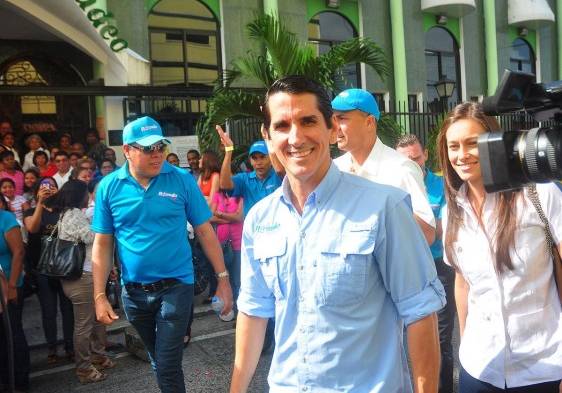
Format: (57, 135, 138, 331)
(196, 13, 400, 155)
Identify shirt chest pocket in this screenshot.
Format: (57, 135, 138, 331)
(254, 236, 286, 300)
(317, 229, 375, 306)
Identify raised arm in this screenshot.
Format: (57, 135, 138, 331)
(216, 125, 235, 190)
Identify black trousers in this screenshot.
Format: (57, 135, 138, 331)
(0, 288, 30, 391)
(435, 257, 456, 393)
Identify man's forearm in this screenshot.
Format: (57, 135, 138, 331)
(220, 151, 234, 190)
(230, 313, 268, 393)
(92, 234, 114, 296)
(195, 223, 226, 274)
(407, 313, 440, 393)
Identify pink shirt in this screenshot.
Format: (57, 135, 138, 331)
(212, 192, 243, 251)
(0, 170, 24, 195)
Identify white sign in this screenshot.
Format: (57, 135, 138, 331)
(166, 135, 200, 168)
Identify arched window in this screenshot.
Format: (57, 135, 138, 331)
(148, 0, 220, 88)
(308, 11, 360, 90)
(425, 27, 461, 105)
(509, 38, 535, 75)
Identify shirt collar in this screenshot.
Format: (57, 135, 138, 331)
(280, 162, 341, 209)
(116, 160, 172, 180)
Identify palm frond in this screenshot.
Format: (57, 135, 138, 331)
(231, 54, 276, 88)
(317, 37, 390, 82)
(246, 14, 314, 77)
(213, 68, 242, 92)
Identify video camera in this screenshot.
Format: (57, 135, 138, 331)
(478, 70, 562, 192)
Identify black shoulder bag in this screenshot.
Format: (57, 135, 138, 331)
(37, 210, 86, 280)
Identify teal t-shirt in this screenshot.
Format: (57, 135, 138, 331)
(0, 210, 21, 287)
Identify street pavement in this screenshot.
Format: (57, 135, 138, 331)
(21, 291, 459, 393)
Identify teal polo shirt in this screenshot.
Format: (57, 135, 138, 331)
(231, 168, 282, 216)
(0, 211, 21, 287)
(424, 169, 446, 259)
(92, 161, 211, 284)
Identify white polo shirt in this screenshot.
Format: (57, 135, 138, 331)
(334, 137, 435, 228)
(53, 170, 71, 189)
(443, 182, 562, 388)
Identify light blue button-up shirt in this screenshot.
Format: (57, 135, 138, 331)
(238, 163, 446, 393)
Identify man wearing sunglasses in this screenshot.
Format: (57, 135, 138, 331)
(91, 116, 232, 393)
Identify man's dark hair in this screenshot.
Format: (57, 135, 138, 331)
(0, 150, 14, 161)
(54, 151, 69, 159)
(395, 134, 424, 150)
(263, 76, 333, 130)
(187, 149, 200, 157)
(44, 179, 89, 211)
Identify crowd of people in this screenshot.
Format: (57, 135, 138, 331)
(0, 126, 122, 390)
(0, 75, 561, 393)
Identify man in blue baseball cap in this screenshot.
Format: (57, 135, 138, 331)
(332, 89, 436, 245)
(92, 116, 232, 392)
(215, 127, 283, 216)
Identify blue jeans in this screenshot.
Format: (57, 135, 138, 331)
(122, 282, 193, 393)
(459, 367, 561, 392)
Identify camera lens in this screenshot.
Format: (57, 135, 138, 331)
(517, 127, 561, 183)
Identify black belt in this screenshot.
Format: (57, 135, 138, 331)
(124, 278, 179, 293)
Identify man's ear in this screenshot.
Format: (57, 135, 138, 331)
(424, 148, 429, 161)
(329, 115, 339, 144)
(260, 124, 271, 140)
(122, 145, 131, 160)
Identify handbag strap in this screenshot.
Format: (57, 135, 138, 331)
(527, 184, 557, 256)
(47, 210, 66, 240)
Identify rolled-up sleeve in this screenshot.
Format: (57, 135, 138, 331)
(374, 196, 446, 326)
(236, 211, 276, 319)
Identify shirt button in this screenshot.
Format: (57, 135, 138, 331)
(299, 265, 304, 271)
(299, 296, 304, 302)
(302, 387, 308, 391)
(300, 231, 306, 238)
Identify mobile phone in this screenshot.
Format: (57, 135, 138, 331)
(40, 179, 51, 190)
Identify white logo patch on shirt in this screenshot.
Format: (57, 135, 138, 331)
(158, 191, 178, 200)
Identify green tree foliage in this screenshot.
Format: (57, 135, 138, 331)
(196, 13, 399, 155)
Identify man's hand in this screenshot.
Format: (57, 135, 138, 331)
(558, 380, 561, 393)
(216, 125, 234, 149)
(95, 295, 119, 325)
(215, 277, 233, 316)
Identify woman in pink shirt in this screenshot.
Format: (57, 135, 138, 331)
(210, 191, 243, 302)
(0, 151, 24, 195)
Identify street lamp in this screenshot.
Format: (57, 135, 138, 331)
(433, 78, 456, 112)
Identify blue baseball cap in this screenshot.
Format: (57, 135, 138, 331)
(248, 141, 268, 156)
(331, 88, 380, 120)
(122, 116, 171, 146)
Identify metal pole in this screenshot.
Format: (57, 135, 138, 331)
(483, 0, 499, 95)
(389, 0, 409, 132)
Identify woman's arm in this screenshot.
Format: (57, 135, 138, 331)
(455, 272, 469, 338)
(209, 173, 220, 204)
(209, 193, 229, 224)
(5, 226, 24, 302)
(23, 186, 50, 233)
(217, 198, 244, 223)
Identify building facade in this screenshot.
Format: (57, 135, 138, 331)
(0, 0, 560, 163)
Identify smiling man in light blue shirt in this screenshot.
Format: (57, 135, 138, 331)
(230, 77, 446, 393)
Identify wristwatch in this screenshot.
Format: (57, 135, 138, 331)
(216, 270, 230, 279)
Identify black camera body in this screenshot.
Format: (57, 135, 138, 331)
(479, 70, 562, 192)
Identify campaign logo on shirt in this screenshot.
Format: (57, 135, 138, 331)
(255, 223, 280, 233)
(158, 191, 178, 200)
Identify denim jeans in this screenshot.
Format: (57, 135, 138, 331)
(36, 274, 74, 352)
(459, 367, 561, 393)
(0, 287, 30, 391)
(122, 282, 193, 393)
(435, 258, 456, 393)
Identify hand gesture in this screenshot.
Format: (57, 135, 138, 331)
(95, 295, 119, 325)
(216, 125, 234, 149)
(36, 186, 51, 203)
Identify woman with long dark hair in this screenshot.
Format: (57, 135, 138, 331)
(197, 150, 220, 205)
(43, 179, 113, 383)
(437, 102, 562, 392)
(23, 177, 74, 364)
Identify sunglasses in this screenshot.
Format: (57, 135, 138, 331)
(130, 143, 166, 154)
